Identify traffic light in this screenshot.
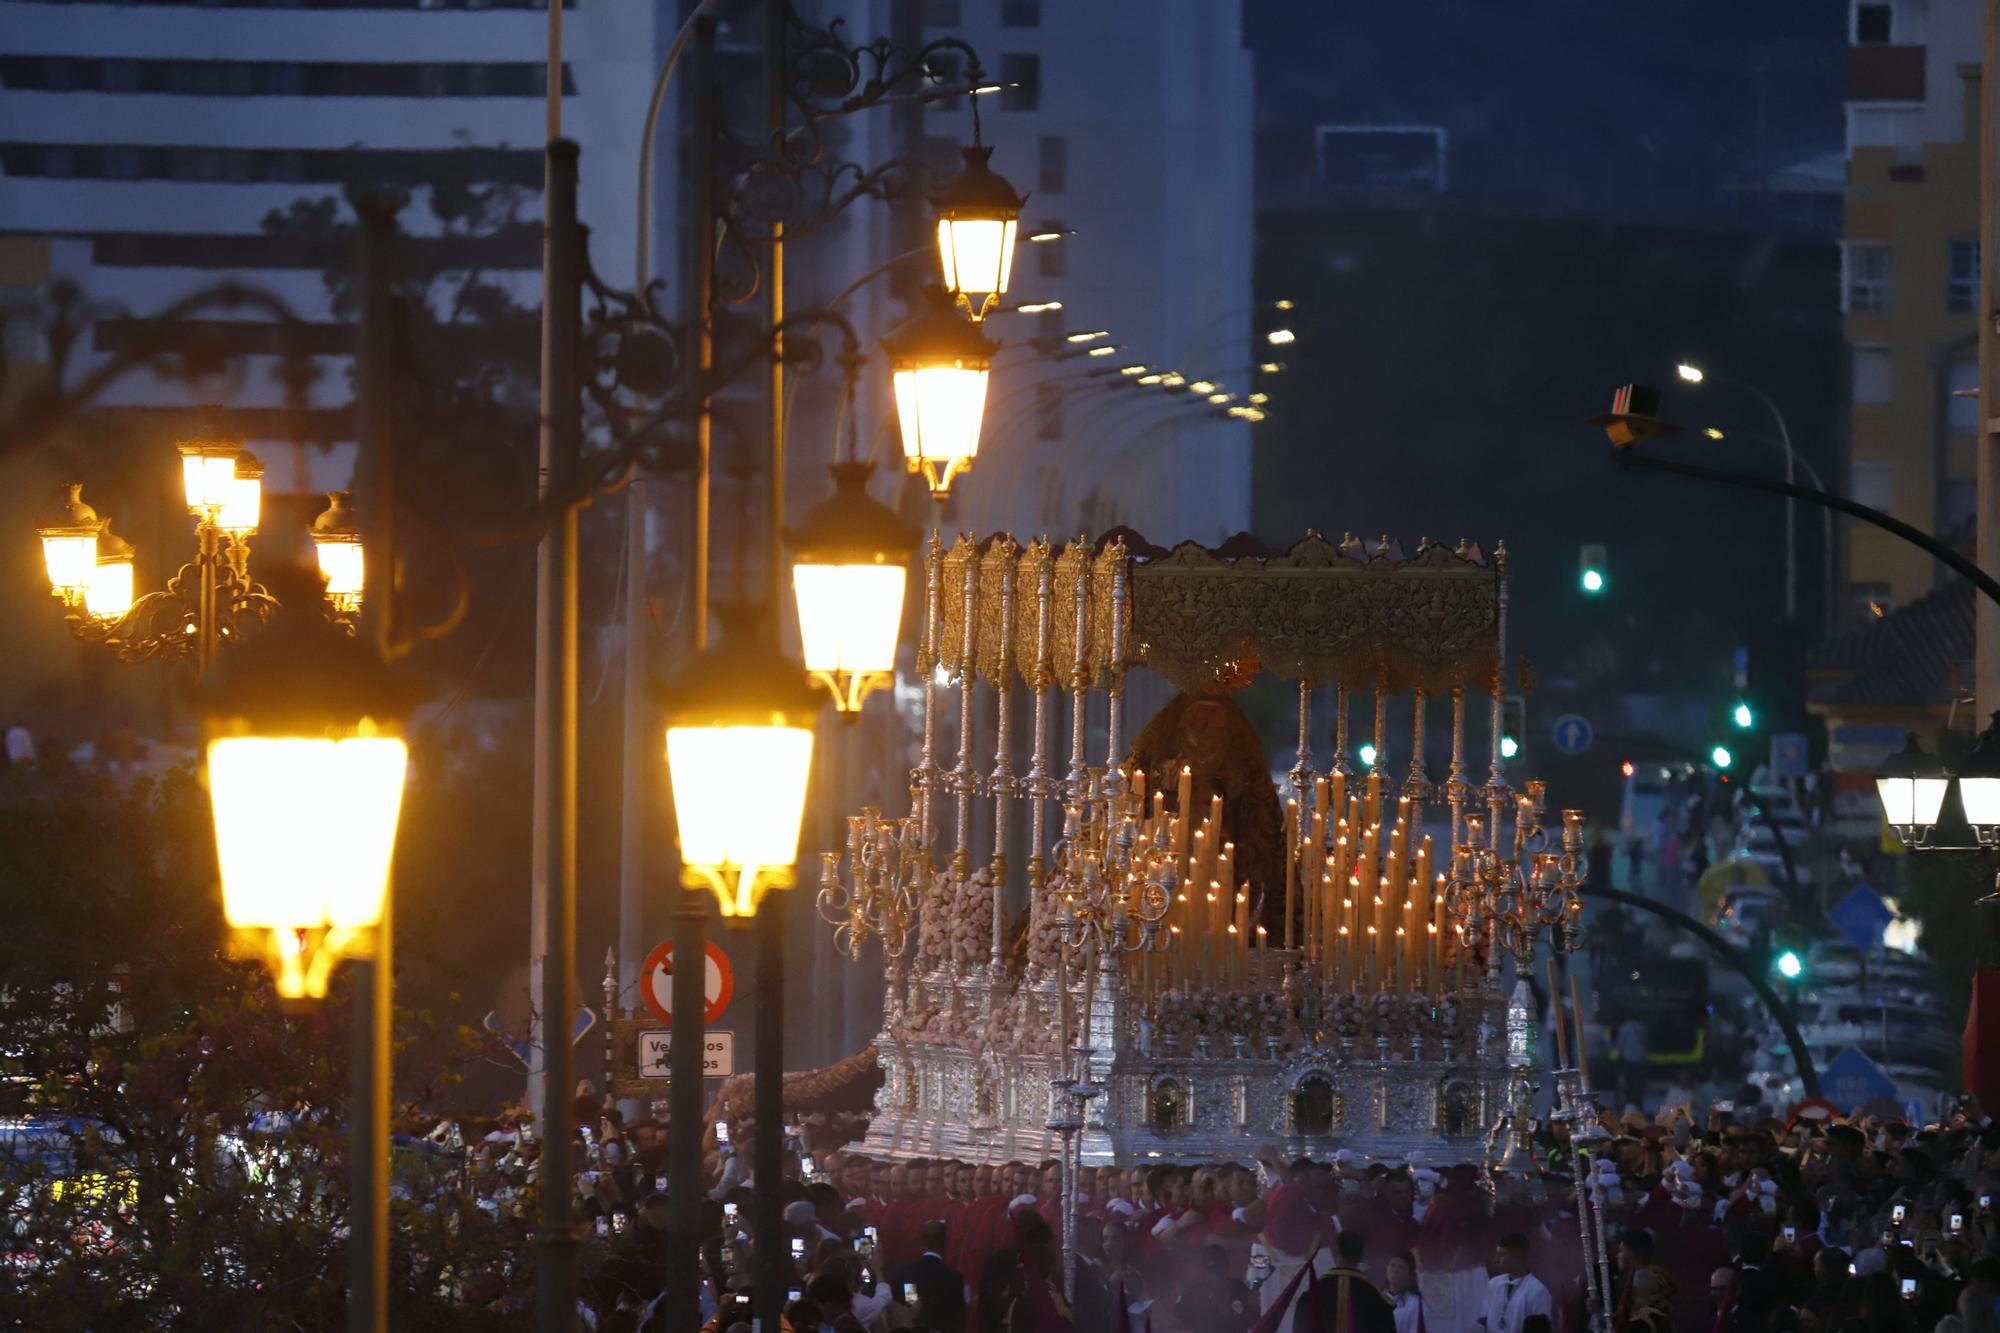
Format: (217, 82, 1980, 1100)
(1710, 744, 1734, 770)
(1732, 700, 1755, 730)
(1357, 742, 1379, 769)
(1500, 695, 1525, 761)
(1774, 949, 1803, 981)
(1579, 544, 1607, 595)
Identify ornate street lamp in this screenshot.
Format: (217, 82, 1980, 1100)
(37, 483, 105, 608)
(311, 491, 365, 617)
(932, 144, 1025, 322)
(889, 286, 997, 501)
(662, 613, 821, 920)
(1876, 731, 1950, 847)
(217, 450, 263, 540)
(200, 565, 410, 1001)
(177, 435, 241, 517)
(85, 525, 136, 622)
(786, 461, 919, 716)
(1957, 715, 2000, 846)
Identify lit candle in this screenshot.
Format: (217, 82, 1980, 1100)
(1364, 925, 1379, 991)
(1394, 925, 1408, 993)
(1227, 923, 1241, 985)
(1329, 770, 1347, 825)
(1283, 799, 1299, 950)
(1175, 767, 1192, 851)
(1426, 921, 1440, 997)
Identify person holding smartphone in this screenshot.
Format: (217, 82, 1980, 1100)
(888, 1219, 968, 1332)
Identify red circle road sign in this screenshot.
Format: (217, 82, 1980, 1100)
(640, 939, 734, 1025)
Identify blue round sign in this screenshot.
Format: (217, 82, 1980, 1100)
(1551, 714, 1593, 756)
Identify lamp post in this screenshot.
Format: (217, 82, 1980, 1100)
(197, 560, 410, 1329)
(32, 429, 348, 675)
(661, 613, 819, 1332)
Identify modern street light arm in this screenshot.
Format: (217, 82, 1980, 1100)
(1580, 886, 1822, 1099)
(1614, 443, 2000, 611)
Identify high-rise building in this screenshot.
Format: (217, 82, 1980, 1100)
(1840, 0, 1983, 619)
(0, 0, 672, 493)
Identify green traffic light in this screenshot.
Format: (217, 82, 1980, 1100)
(1500, 735, 1520, 759)
(1358, 742, 1378, 768)
(1580, 568, 1606, 594)
(1710, 744, 1733, 769)
(1732, 701, 1754, 729)
(1775, 950, 1803, 980)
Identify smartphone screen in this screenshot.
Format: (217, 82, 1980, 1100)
(802, 1155, 816, 1176)
(864, 1225, 879, 1245)
(1893, 1205, 1907, 1225)
(594, 1217, 608, 1237)
(1952, 1213, 1965, 1234)
(655, 1174, 669, 1193)
(903, 1284, 918, 1304)
(1783, 1226, 1796, 1242)
(790, 1237, 805, 1260)
(724, 1202, 739, 1222)
(715, 1121, 729, 1145)
(1848, 1262, 1858, 1277)
(1902, 1278, 1917, 1298)
(788, 1288, 802, 1303)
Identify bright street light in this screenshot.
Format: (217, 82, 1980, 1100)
(931, 145, 1023, 321)
(1676, 363, 1705, 384)
(662, 617, 820, 920)
(787, 462, 918, 717)
(889, 286, 997, 500)
(1710, 744, 1733, 769)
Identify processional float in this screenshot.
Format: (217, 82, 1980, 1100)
(816, 530, 1610, 1183)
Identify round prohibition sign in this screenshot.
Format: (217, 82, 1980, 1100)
(640, 939, 734, 1026)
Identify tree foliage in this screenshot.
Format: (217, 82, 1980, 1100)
(0, 763, 535, 1329)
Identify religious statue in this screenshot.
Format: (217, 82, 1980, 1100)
(1127, 687, 1285, 923)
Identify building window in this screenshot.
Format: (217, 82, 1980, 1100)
(1035, 218, 1065, 277)
(1948, 359, 1979, 433)
(999, 54, 1040, 111)
(1852, 343, 1893, 405)
(1035, 378, 1063, 440)
(1843, 241, 1892, 313)
(921, 0, 961, 23)
(1853, 2, 1894, 44)
(1001, 0, 1040, 26)
(1950, 238, 1980, 314)
(1845, 104, 1919, 157)
(1944, 477, 1978, 532)
(1851, 459, 1894, 512)
(1038, 135, 1066, 194)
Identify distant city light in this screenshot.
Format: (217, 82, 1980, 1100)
(1620, 761, 1636, 778)
(1703, 426, 1726, 440)
(1266, 329, 1296, 346)
(1273, 299, 1296, 311)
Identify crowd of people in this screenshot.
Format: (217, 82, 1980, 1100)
(544, 1090, 2000, 1333)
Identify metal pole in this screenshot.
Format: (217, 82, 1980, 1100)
(665, 899, 707, 1333)
(1980, 0, 2000, 717)
(618, 480, 649, 1033)
(535, 136, 584, 1333)
(766, 0, 786, 612)
(690, 14, 716, 652)
(1615, 446, 2000, 611)
(752, 896, 786, 1329)
(754, 11, 789, 1322)
(348, 192, 399, 1333)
